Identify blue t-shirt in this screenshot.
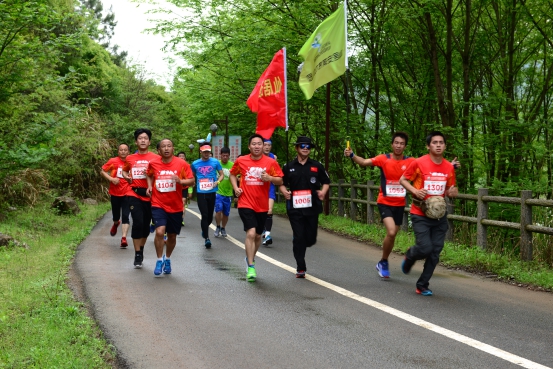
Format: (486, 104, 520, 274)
(191, 157, 223, 194)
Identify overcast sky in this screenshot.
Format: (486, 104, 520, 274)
(103, 0, 183, 88)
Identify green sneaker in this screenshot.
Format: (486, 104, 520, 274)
(246, 266, 257, 281)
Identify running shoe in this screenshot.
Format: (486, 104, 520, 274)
(120, 237, 128, 248)
(214, 226, 221, 238)
(150, 222, 155, 233)
(246, 266, 257, 281)
(221, 228, 227, 237)
(163, 233, 167, 242)
(181, 220, 185, 227)
(262, 235, 273, 246)
(245, 257, 255, 270)
(110, 221, 120, 236)
(296, 270, 306, 278)
(163, 256, 171, 274)
(154, 260, 164, 276)
(416, 287, 433, 296)
(376, 260, 390, 278)
(205, 238, 212, 249)
(134, 252, 143, 269)
(401, 249, 414, 274)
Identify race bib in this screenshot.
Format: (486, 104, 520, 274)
(385, 180, 406, 197)
(156, 179, 176, 193)
(199, 178, 214, 191)
(116, 167, 124, 178)
(131, 165, 147, 179)
(424, 176, 447, 195)
(293, 190, 312, 208)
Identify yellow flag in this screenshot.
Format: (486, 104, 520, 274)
(298, 3, 347, 99)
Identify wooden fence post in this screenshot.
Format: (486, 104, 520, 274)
(350, 179, 357, 220)
(338, 179, 345, 217)
(477, 188, 488, 249)
(520, 190, 533, 261)
(446, 198, 454, 241)
(402, 193, 410, 232)
(367, 180, 374, 224)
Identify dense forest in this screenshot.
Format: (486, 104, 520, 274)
(2, 0, 552, 258)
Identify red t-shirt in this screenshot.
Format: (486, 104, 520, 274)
(371, 154, 415, 207)
(122, 151, 160, 201)
(230, 154, 284, 212)
(101, 157, 130, 197)
(402, 154, 456, 216)
(147, 157, 193, 213)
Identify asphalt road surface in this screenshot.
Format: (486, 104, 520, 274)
(73, 202, 553, 369)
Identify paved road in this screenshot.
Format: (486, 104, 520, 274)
(74, 202, 553, 369)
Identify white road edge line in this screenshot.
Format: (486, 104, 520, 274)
(188, 209, 550, 369)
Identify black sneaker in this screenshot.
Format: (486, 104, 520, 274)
(401, 256, 414, 274)
(134, 252, 143, 269)
(205, 238, 212, 249)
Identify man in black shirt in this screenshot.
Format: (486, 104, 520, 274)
(280, 136, 330, 278)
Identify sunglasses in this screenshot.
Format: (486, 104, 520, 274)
(299, 144, 312, 150)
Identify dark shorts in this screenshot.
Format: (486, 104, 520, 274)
(238, 208, 268, 235)
(377, 203, 405, 226)
(215, 194, 232, 216)
(151, 207, 183, 235)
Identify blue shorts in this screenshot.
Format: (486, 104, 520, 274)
(151, 207, 182, 235)
(269, 183, 276, 200)
(215, 194, 232, 216)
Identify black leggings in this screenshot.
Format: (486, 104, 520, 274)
(110, 195, 130, 224)
(128, 196, 152, 239)
(197, 192, 216, 238)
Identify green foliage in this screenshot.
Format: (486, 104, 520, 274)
(0, 201, 115, 368)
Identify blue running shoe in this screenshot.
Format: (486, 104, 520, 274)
(150, 222, 155, 233)
(154, 260, 164, 276)
(262, 235, 273, 246)
(205, 238, 211, 249)
(416, 287, 433, 296)
(376, 260, 390, 278)
(163, 257, 171, 274)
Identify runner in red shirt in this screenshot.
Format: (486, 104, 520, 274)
(101, 143, 131, 248)
(344, 132, 413, 278)
(230, 134, 283, 281)
(344, 132, 459, 279)
(122, 128, 160, 269)
(399, 131, 458, 296)
(146, 139, 194, 276)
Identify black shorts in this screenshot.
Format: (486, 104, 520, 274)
(238, 208, 268, 235)
(377, 203, 405, 226)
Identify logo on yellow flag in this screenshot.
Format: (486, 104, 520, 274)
(298, 3, 347, 99)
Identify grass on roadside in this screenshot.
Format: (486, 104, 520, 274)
(273, 203, 553, 291)
(0, 200, 115, 369)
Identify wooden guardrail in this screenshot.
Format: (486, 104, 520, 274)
(328, 180, 553, 261)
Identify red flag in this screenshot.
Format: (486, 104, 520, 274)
(247, 48, 288, 138)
